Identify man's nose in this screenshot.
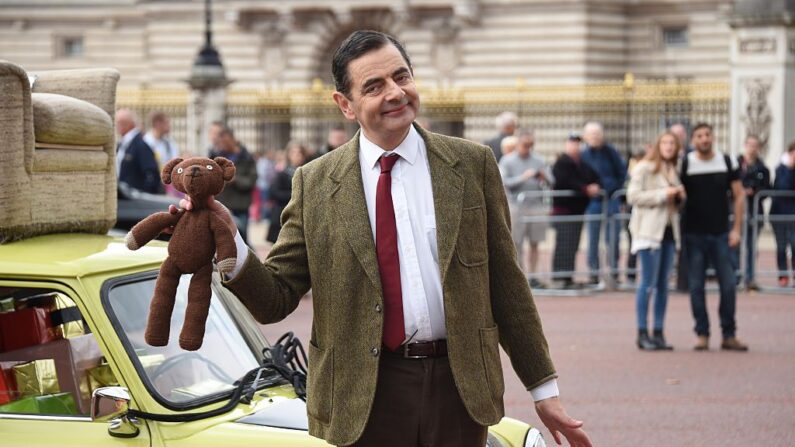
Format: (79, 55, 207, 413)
(384, 80, 405, 102)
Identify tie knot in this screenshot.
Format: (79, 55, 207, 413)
(379, 154, 400, 174)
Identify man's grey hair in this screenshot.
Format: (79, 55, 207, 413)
(116, 108, 139, 125)
(515, 128, 535, 138)
(495, 111, 518, 130)
(583, 121, 604, 135)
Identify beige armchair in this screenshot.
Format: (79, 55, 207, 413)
(0, 60, 120, 243)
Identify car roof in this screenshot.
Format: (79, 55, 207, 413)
(0, 233, 166, 278)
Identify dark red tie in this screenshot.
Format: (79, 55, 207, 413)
(376, 154, 405, 351)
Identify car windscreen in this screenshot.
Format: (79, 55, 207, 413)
(104, 273, 260, 409)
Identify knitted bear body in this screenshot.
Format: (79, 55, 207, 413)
(125, 157, 237, 351)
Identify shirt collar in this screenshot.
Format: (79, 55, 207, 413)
(120, 128, 140, 147)
(359, 125, 420, 170)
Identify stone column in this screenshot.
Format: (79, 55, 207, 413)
(728, 1, 795, 168)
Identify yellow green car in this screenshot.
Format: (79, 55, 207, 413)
(0, 233, 545, 447)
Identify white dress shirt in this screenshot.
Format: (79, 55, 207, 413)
(116, 128, 140, 175)
(143, 131, 179, 169)
(229, 125, 558, 401)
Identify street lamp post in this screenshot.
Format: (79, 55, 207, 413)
(187, 0, 231, 156)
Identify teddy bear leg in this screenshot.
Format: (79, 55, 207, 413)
(145, 258, 182, 347)
(179, 263, 214, 351)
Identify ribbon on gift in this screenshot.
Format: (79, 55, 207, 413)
(15, 293, 88, 339)
(13, 359, 60, 397)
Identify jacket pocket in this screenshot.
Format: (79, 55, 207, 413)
(479, 325, 505, 402)
(456, 206, 488, 267)
(306, 342, 333, 424)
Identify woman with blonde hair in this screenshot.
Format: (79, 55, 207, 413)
(627, 131, 686, 350)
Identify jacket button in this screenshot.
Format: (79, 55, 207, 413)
(371, 347, 380, 357)
(374, 304, 382, 313)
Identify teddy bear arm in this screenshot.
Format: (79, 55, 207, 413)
(209, 213, 237, 270)
(126, 211, 183, 250)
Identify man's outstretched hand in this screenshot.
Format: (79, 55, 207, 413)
(535, 397, 592, 447)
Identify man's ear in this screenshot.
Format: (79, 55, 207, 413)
(161, 158, 183, 184)
(332, 91, 357, 121)
(214, 157, 236, 181)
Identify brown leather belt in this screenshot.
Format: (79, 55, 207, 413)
(385, 340, 448, 359)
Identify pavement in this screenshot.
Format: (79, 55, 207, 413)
(247, 221, 795, 447)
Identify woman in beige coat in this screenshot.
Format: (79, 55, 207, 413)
(627, 131, 685, 350)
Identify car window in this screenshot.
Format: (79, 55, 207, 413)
(0, 287, 100, 417)
(104, 274, 260, 408)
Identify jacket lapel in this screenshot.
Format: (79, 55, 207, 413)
(329, 132, 383, 294)
(416, 126, 465, 284)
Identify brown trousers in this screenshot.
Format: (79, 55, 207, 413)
(345, 351, 488, 447)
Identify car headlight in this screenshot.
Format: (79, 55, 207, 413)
(524, 427, 546, 447)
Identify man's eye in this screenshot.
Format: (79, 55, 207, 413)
(366, 84, 382, 95)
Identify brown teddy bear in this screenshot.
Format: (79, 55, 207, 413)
(125, 156, 237, 351)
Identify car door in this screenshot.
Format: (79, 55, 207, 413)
(0, 281, 151, 447)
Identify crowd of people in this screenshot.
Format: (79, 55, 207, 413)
(485, 113, 795, 353)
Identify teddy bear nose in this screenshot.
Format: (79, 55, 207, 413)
(190, 166, 201, 174)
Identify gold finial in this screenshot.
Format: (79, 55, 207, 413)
(311, 78, 324, 92)
(623, 72, 635, 89)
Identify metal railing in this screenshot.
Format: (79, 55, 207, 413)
(117, 79, 730, 157)
(513, 188, 795, 295)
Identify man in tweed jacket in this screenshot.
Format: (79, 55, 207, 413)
(207, 31, 591, 447)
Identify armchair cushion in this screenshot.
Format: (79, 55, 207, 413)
(31, 93, 113, 147)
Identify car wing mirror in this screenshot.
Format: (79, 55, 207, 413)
(90, 386, 141, 438)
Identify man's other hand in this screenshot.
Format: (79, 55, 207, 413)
(534, 397, 593, 447)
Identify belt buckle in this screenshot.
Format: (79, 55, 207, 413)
(402, 343, 427, 359)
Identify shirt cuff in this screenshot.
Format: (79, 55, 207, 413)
(530, 378, 559, 402)
(227, 230, 249, 279)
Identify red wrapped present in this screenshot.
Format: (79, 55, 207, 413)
(0, 361, 23, 404)
(0, 307, 58, 352)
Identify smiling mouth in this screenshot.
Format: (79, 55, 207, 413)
(383, 104, 407, 115)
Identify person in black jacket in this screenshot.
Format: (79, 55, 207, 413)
(770, 141, 795, 287)
(266, 141, 308, 244)
(550, 133, 602, 288)
(209, 125, 258, 244)
(116, 108, 162, 194)
(734, 135, 771, 290)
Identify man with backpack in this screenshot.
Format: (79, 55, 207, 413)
(680, 123, 749, 351)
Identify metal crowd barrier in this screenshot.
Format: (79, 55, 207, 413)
(513, 190, 608, 296)
(512, 188, 795, 295)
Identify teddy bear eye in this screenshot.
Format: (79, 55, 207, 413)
(177, 167, 183, 174)
(206, 165, 213, 170)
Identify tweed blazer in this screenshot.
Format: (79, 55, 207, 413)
(223, 125, 556, 446)
(627, 160, 683, 250)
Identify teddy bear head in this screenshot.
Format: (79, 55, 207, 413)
(161, 157, 235, 203)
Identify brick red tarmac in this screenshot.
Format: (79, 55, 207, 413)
(258, 289, 794, 446)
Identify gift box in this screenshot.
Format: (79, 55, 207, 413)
(0, 361, 23, 403)
(0, 307, 58, 352)
(0, 335, 102, 414)
(86, 363, 118, 393)
(13, 359, 60, 397)
(0, 392, 77, 415)
(15, 292, 87, 339)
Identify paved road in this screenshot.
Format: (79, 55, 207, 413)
(249, 223, 794, 446)
(258, 290, 794, 446)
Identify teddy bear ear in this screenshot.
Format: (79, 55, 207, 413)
(161, 158, 184, 184)
(214, 157, 236, 181)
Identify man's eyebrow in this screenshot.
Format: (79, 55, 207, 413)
(360, 67, 411, 93)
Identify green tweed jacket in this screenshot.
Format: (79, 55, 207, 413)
(223, 125, 556, 446)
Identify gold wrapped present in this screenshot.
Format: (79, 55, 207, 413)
(0, 297, 13, 313)
(13, 359, 60, 397)
(87, 363, 118, 393)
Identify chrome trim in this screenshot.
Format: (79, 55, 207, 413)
(0, 413, 91, 422)
(524, 427, 546, 447)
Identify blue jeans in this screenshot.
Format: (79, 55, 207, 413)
(729, 223, 758, 284)
(586, 199, 621, 275)
(635, 241, 675, 332)
(685, 233, 737, 338)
